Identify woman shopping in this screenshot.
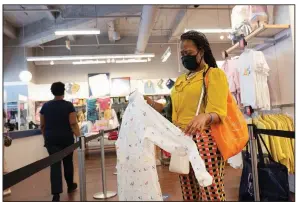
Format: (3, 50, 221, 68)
(145, 31, 229, 201)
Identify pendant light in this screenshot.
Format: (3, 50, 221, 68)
(19, 24, 32, 82)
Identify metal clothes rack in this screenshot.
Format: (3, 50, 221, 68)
(245, 106, 295, 201)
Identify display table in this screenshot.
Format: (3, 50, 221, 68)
(85, 129, 118, 153)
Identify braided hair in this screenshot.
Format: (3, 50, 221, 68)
(180, 31, 218, 68)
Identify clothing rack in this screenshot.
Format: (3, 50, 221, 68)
(246, 123, 295, 201)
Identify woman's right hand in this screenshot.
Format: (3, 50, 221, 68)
(144, 96, 164, 113)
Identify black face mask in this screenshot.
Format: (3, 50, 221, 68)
(181, 53, 203, 71)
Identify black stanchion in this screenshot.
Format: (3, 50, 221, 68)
(4, 128, 119, 201)
(77, 136, 87, 201)
(93, 130, 117, 199)
(3, 142, 80, 190)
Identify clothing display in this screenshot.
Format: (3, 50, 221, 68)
(157, 79, 164, 89)
(108, 131, 118, 140)
(116, 91, 212, 201)
(221, 60, 241, 105)
(86, 98, 98, 122)
(237, 49, 270, 110)
(252, 113, 294, 173)
(97, 97, 111, 111)
(2, 4, 295, 202)
(144, 80, 156, 95)
(166, 79, 175, 89)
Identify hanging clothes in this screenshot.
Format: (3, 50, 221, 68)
(144, 80, 156, 95)
(97, 97, 111, 111)
(87, 99, 98, 122)
(238, 49, 270, 110)
(221, 59, 241, 105)
(256, 113, 295, 174)
(116, 91, 212, 201)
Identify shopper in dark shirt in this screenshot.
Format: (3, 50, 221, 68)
(40, 82, 80, 201)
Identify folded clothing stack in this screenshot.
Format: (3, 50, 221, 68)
(108, 131, 118, 140)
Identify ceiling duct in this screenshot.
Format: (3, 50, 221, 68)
(107, 20, 120, 43)
(135, 5, 159, 54)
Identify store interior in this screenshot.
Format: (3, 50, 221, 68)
(3, 5, 295, 201)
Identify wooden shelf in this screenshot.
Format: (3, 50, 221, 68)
(225, 24, 290, 56)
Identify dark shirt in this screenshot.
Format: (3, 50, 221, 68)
(40, 100, 75, 146)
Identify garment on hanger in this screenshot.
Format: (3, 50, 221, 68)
(256, 113, 295, 173)
(221, 59, 241, 105)
(238, 49, 270, 110)
(144, 80, 156, 95)
(97, 97, 111, 111)
(116, 91, 212, 201)
(87, 98, 98, 122)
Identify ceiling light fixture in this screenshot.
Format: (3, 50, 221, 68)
(27, 54, 155, 62)
(115, 59, 148, 63)
(220, 35, 224, 40)
(184, 28, 233, 33)
(19, 70, 32, 82)
(73, 60, 106, 65)
(161, 47, 171, 63)
(50, 61, 54, 65)
(55, 30, 101, 36)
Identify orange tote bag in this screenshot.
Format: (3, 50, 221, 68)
(197, 68, 249, 161)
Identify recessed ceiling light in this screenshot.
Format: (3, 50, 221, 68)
(220, 35, 224, 40)
(50, 61, 54, 65)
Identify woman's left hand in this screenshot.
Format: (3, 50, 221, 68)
(185, 113, 210, 135)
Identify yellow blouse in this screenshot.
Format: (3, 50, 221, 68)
(171, 65, 229, 129)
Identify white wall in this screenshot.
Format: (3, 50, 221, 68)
(34, 43, 231, 84)
(263, 37, 294, 105)
(262, 5, 294, 115)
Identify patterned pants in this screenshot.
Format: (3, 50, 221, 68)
(179, 131, 226, 201)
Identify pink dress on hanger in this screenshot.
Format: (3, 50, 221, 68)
(221, 60, 241, 106)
